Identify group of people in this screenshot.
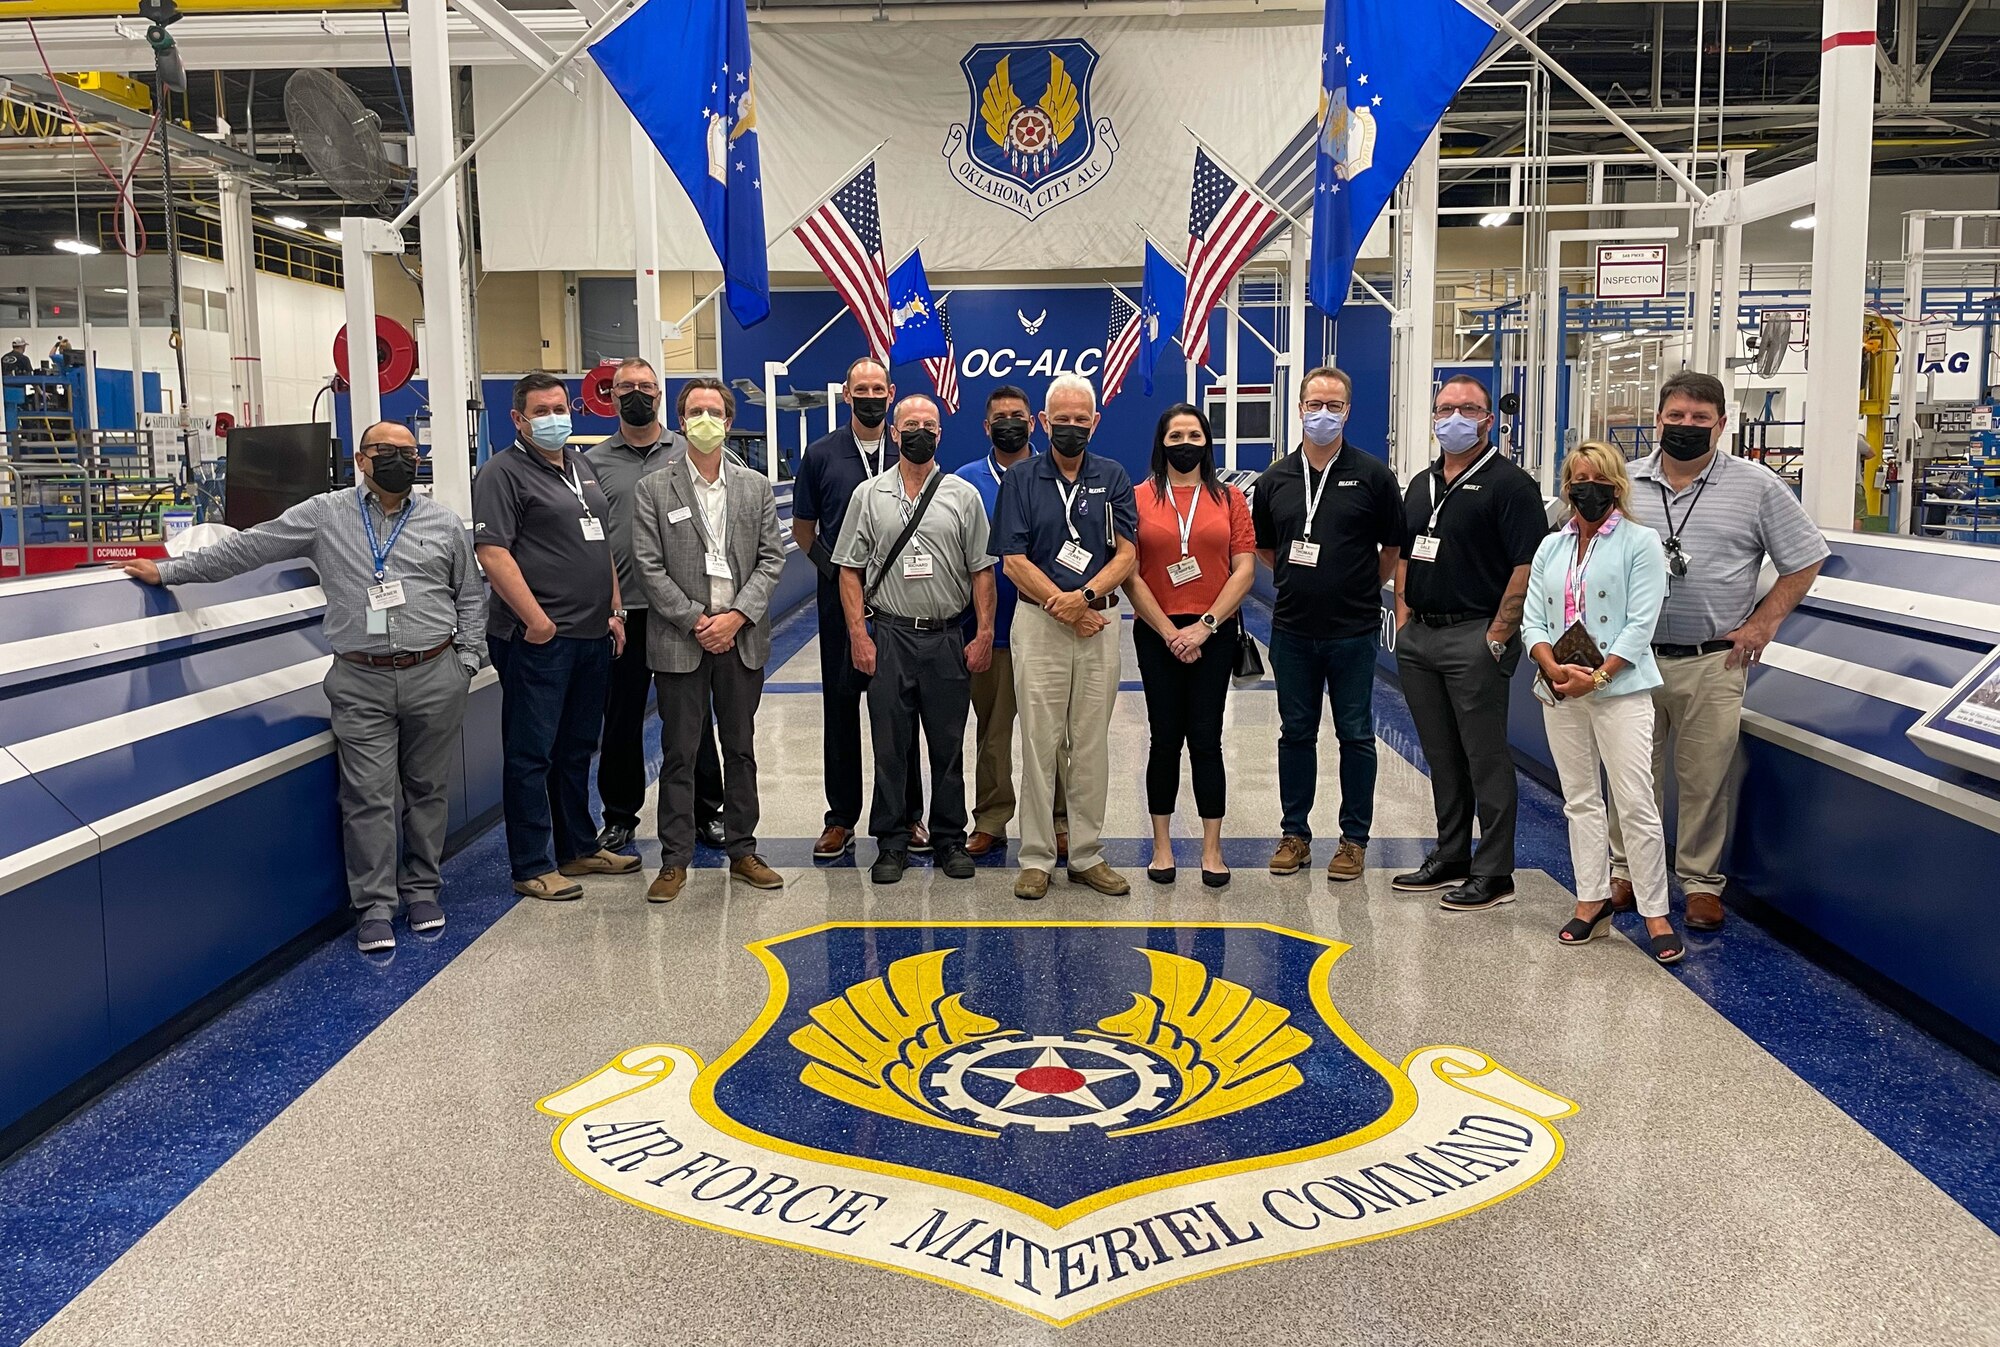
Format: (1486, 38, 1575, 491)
(120, 354, 1826, 963)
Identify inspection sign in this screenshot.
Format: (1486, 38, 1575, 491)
(1594, 245, 1668, 300)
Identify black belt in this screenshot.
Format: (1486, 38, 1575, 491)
(1652, 639, 1733, 659)
(869, 610, 961, 633)
(339, 640, 454, 670)
(1412, 611, 1482, 628)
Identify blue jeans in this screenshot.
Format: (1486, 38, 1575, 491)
(1270, 628, 1378, 844)
(489, 633, 613, 880)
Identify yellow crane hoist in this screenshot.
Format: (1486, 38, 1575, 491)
(1860, 311, 1899, 520)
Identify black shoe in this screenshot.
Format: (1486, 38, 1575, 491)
(1391, 853, 1471, 892)
(870, 849, 908, 884)
(405, 899, 445, 933)
(1146, 866, 1177, 885)
(356, 919, 395, 953)
(597, 823, 635, 852)
(1439, 876, 1517, 911)
(1202, 868, 1232, 889)
(696, 818, 727, 849)
(938, 845, 975, 880)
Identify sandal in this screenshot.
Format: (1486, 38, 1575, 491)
(1558, 900, 1616, 945)
(1649, 929, 1686, 965)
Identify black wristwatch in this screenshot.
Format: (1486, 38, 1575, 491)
(1081, 586, 1098, 603)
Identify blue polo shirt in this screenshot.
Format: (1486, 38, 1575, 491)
(992, 449, 1138, 587)
(793, 423, 898, 579)
(954, 451, 1036, 648)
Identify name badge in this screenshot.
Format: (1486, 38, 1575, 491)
(1411, 534, 1442, 562)
(704, 552, 733, 579)
(580, 516, 606, 542)
(1056, 541, 1093, 574)
(367, 579, 407, 611)
(1288, 540, 1321, 567)
(1167, 556, 1203, 587)
(902, 552, 934, 580)
(667, 506, 693, 525)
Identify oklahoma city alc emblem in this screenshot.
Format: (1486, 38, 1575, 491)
(942, 40, 1119, 221)
(539, 923, 1576, 1325)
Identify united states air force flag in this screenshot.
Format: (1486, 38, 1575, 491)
(887, 248, 948, 366)
(592, 0, 770, 328)
(1139, 239, 1186, 397)
(1308, 0, 1494, 317)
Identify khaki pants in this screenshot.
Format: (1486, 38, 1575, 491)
(1012, 605, 1118, 873)
(969, 646, 1066, 837)
(1607, 649, 1746, 896)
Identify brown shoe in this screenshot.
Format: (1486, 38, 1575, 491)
(1326, 839, 1366, 882)
(966, 830, 1005, 857)
(909, 822, 932, 855)
(1055, 829, 1069, 865)
(646, 867, 687, 903)
(813, 825, 854, 859)
(1608, 877, 1637, 912)
(559, 849, 642, 877)
(1013, 868, 1050, 901)
(1685, 891, 1725, 931)
(1065, 862, 1131, 896)
(514, 871, 583, 901)
(730, 854, 786, 890)
(1269, 835, 1312, 875)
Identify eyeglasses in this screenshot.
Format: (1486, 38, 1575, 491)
(612, 381, 661, 396)
(901, 422, 942, 434)
(1434, 404, 1488, 418)
(1302, 399, 1349, 414)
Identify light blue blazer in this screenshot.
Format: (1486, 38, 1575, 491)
(1521, 513, 1667, 696)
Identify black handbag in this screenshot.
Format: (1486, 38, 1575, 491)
(1232, 624, 1265, 685)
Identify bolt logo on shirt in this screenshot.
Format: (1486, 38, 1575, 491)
(538, 923, 1576, 1325)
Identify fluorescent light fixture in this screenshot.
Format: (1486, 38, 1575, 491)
(106, 286, 128, 295)
(54, 238, 100, 255)
(1790, 214, 1816, 230)
(273, 214, 307, 230)
(1479, 210, 1513, 228)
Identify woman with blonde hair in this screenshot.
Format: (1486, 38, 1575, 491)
(1522, 440, 1683, 963)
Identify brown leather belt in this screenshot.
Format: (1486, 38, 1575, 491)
(339, 640, 454, 670)
(1085, 595, 1119, 611)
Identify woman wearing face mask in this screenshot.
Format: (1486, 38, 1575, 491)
(1123, 404, 1257, 887)
(1522, 441, 1682, 964)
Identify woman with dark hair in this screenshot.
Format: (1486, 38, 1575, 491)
(1123, 404, 1256, 886)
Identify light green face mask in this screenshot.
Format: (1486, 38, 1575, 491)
(685, 412, 728, 453)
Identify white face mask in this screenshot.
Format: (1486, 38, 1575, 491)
(685, 412, 728, 454)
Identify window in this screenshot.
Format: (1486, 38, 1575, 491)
(578, 276, 638, 368)
(36, 286, 78, 325)
(208, 289, 230, 333)
(0, 287, 27, 326)
(181, 286, 208, 330)
(137, 287, 174, 328)
(84, 286, 131, 324)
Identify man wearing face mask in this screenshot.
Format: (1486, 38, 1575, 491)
(833, 395, 997, 884)
(953, 384, 1069, 859)
(120, 422, 484, 953)
(1252, 367, 1405, 884)
(474, 372, 641, 903)
(793, 356, 927, 861)
(993, 373, 1139, 900)
(1391, 375, 1548, 912)
(1603, 371, 1828, 932)
(585, 358, 728, 856)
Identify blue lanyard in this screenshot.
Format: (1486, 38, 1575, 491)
(358, 488, 413, 581)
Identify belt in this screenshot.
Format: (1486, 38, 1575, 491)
(1412, 610, 1482, 628)
(1652, 639, 1733, 659)
(869, 610, 962, 633)
(339, 639, 454, 669)
(1085, 595, 1119, 611)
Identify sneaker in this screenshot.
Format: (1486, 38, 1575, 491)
(1439, 876, 1517, 911)
(596, 823, 636, 852)
(356, 919, 395, 953)
(910, 822, 933, 855)
(1269, 835, 1312, 875)
(647, 867, 687, 903)
(1065, 862, 1131, 896)
(559, 849, 642, 877)
(870, 849, 908, 884)
(514, 872, 583, 901)
(730, 854, 786, 890)
(937, 845, 975, 880)
(1013, 868, 1050, 901)
(813, 825, 855, 859)
(1391, 852, 1471, 893)
(1326, 840, 1366, 883)
(406, 899, 445, 932)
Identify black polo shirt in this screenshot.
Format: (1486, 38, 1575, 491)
(992, 449, 1138, 583)
(472, 443, 616, 640)
(1252, 442, 1404, 640)
(1398, 450, 1548, 618)
(793, 423, 898, 577)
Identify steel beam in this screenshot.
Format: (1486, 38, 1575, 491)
(218, 173, 266, 426)
(1395, 130, 1441, 482)
(409, 0, 474, 521)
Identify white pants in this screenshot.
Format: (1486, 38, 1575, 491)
(1543, 691, 1670, 919)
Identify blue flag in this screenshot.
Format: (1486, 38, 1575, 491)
(591, 0, 769, 328)
(1309, 0, 1493, 317)
(1138, 240, 1186, 397)
(887, 248, 947, 365)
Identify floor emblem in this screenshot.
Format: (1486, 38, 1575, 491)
(538, 922, 1576, 1325)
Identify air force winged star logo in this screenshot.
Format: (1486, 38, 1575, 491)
(538, 923, 1577, 1326)
(943, 40, 1119, 222)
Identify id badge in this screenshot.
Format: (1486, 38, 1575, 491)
(1288, 540, 1321, 567)
(367, 580, 406, 611)
(704, 552, 733, 579)
(1056, 541, 1092, 573)
(1167, 556, 1203, 587)
(366, 608, 389, 635)
(902, 552, 934, 580)
(1411, 534, 1442, 562)
(580, 516, 606, 542)
(667, 506, 693, 525)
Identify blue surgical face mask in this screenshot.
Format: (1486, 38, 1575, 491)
(1302, 408, 1346, 446)
(525, 412, 571, 451)
(1434, 413, 1486, 454)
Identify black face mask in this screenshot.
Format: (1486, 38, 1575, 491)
(850, 395, 888, 430)
(617, 389, 657, 427)
(1568, 480, 1617, 524)
(897, 428, 938, 465)
(989, 417, 1030, 454)
(1165, 441, 1209, 474)
(1049, 425, 1091, 459)
(1659, 422, 1714, 462)
(366, 450, 418, 494)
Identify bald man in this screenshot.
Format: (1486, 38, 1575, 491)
(121, 422, 486, 954)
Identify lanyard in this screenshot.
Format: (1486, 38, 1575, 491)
(1564, 529, 1603, 621)
(1300, 454, 1336, 534)
(856, 437, 885, 478)
(899, 466, 937, 526)
(522, 445, 592, 517)
(691, 462, 727, 546)
(987, 454, 1009, 481)
(1655, 471, 1711, 545)
(1170, 482, 1202, 557)
(1425, 446, 1500, 533)
(358, 489, 413, 581)
(1055, 473, 1086, 542)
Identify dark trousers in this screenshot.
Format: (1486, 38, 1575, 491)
(1270, 628, 1380, 844)
(490, 633, 612, 881)
(817, 576, 922, 830)
(866, 620, 971, 852)
(656, 653, 765, 868)
(1133, 615, 1236, 819)
(598, 607, 723, 833)
(1394, 617, 1520, 877)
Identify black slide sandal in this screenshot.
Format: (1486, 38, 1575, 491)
(1649, 930, 1686, 964)
(1558, 901, 1616, 945)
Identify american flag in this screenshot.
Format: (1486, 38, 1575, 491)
(1180, 148, 1281, 368)
(793, 162, 894, 366)
(922, 295, 960, 414)
(1100, 288, 1144, 405)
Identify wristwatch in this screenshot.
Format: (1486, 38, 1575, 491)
(1591, 666, 1614, 691)
(1081, 586, 1099, 603)
(612, 608, 628, 621)
(1487, 638, 1508, 659)
(1200, 613, 1219, 632)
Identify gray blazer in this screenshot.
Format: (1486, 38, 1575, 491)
(631, 456, 787, 673)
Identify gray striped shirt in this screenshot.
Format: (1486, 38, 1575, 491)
(1630, 450, 1829, 645)
(157, 487, 486, 671)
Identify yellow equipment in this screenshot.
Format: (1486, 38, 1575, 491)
(4, 0, 393, 13)
(1860, 311, 1898, 520)
(54, 73, 152, 113)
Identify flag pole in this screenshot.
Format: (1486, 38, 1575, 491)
(1104, 278, 1222, 380)
(771, 139, 892, 242)
(1179, 123, 1309, 233)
